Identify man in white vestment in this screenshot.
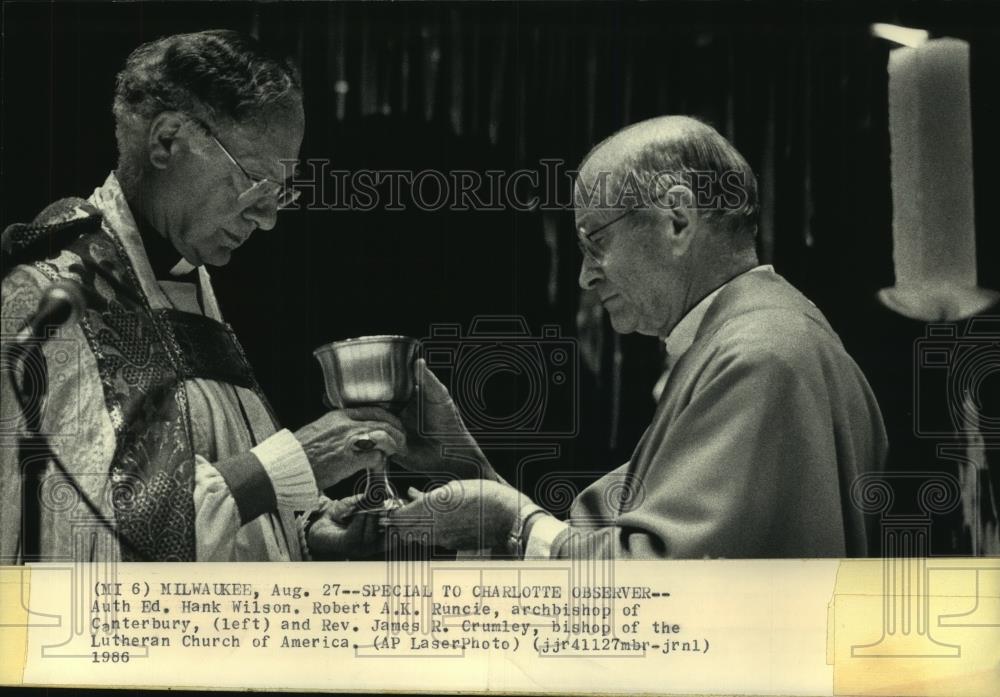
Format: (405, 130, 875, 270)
(0, 30, 448, 562)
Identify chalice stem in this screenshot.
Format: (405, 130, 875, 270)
(363, 451, 399, 510)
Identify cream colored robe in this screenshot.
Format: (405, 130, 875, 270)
(1, 174, 318, 562)
(549, 270, 888, 558)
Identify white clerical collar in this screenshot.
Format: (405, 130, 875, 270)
(170, 258, 197, 276)
(663, 265, 775, 359)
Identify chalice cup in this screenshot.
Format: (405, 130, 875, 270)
(313, 335, 419, 512)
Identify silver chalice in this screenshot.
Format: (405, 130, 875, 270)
(313, 335, 419, 511)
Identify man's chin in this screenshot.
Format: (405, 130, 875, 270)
(607, 312, 638, 335)
(202, 248, 234, 267)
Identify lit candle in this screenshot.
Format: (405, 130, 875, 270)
(888, 37, 977, 293)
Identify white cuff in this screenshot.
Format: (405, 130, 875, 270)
(524, 514, 569, 559)
(252, 429, 319, 511)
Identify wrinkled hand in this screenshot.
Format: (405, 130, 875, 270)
(394, 359, 498, 481)
(306, 495, 385, 561)
(383, 480, 530, 550)
(294, 408, 406, 490)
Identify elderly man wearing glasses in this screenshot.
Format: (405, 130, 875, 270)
(0, 30, 417, 562)
(389, 115, 888, 559)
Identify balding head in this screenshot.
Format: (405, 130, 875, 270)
(577, 115, 759, 242)
(574, 116, 761, 338)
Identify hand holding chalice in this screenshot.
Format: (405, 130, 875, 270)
(312, 335, 419, 511)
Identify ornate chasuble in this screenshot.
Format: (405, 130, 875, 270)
(2, 195, 278, 561)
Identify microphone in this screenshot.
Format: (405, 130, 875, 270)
(9, 280, 85, 347)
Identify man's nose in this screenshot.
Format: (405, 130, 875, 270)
(578, 257, 602, 290)
(242, 196, 279, 231)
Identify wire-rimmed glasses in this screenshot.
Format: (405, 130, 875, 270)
(181, 113, 301, 209)
(576, 207, 638, 264)
(205, 130, 301, 209)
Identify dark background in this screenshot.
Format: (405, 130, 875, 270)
(3, 0, 999, 509)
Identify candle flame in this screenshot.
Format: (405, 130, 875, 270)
(871, 23, 930, 48)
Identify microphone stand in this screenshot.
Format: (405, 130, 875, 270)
(2, 336, 144, 562)
(6, 340, 48, 561)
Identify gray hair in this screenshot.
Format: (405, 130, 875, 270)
(580, 116, 760, 241)
(112, 29, 302, 189)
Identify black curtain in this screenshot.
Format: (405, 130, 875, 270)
(4, 1, 999, 505)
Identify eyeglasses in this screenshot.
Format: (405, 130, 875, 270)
(187, 115, 301, 209)
(576, 207, 637, 264)
(207, 132, 301, 209)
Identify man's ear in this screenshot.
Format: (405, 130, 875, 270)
(661, 184, 696, 255)
(147, 112, 187, 170)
